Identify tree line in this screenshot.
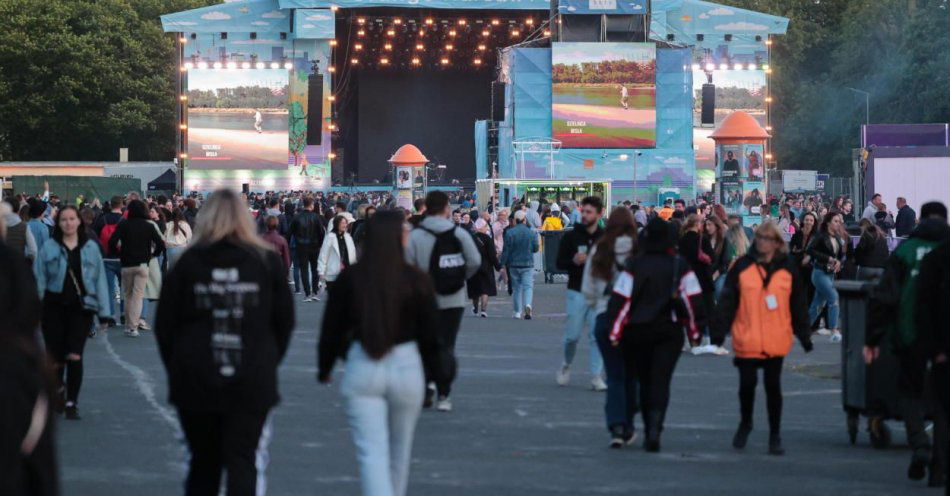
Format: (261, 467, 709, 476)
(188, 86, 289, 109)
(553, 59, 657, 85)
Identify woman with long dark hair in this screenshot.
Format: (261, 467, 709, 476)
(317, 214, 357, 291)
(807, 212, 847, 343)
(33, 206, 111, 420)
(705, 215, 728, 297)
(790, 211, 819, 303)
(467, 218, 500, 317)
(854, 218, 889, 269)
(680, 214, 718, 354)
(319, 210, 440, 496)
(163, 208, 192, 268)
(605, 218, 707, 452)
(582, 207, 638, 448)
(155, 189, 294, 495)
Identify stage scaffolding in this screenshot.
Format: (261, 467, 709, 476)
(511, 137, 562, 179)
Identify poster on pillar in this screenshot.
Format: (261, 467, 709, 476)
(552, 43, 656, 149)
(743, 144, 765, 180)
(395, 166, 414, 189)
(720, 179, 742, 215)
(718, 144, 743, 180)
(742, 181, 765, 226)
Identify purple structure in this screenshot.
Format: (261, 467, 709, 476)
(862, 123, 949, 148)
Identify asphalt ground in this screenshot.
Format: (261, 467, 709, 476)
(57, 276, 935, 495)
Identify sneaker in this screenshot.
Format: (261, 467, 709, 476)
(64, 403, 81, 420)
(690, 344, 719, 356)
(137, 321, 151, 331)
(816, 328, 832, 336)
(591, 376, 607, 392)
(713, 346, 731, 356)
(436, 396, 453, 412)
(524, 305, 532, 320)
(622, 429, 638, 446)
(423, 383, 436, 409)
(472, 306, 478, 315)
(909, 452, 929, 480)
(513, 312, 522, 319)
(733, 424, 752, 449)
(556, 364, 571, 386)
(89, 328, 97, 339)
(124, 329, 140, 338)
(303, 295, 313, 302)
(609, 425, 625, 449)
(479, 311, 488, 318)
(829, 331, 842, 344)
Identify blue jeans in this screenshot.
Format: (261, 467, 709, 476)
(341, 342, 424, 496)
(564, 290, 604, 376)
(289, 246, 301, 292)
(809, 268, 839, 329)
(103, 259, 122, 321)
(509, 267, 534, 314)
(594, 313, 638, 432)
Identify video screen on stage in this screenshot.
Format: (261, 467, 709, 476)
(187, 69, 289, 170)
(552, 42, 656, 149)
(694, 70, 766, 170)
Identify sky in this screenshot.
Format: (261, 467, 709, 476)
(188, 69, 288, 91)
(553, 42, 655, 65)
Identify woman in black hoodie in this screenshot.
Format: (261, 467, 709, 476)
(155, 189, 294, 496)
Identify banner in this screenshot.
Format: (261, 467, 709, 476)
(782, 170, 817, 192)
(557, 0, 648, 14)
(742, 180, 765, 226)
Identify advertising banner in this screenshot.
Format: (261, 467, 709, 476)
(718, 144, 743, 179)
(720, 179, 742, 215)
(552, 43, 656, 148)
(782, 170, 817, 192)
(744, 144, 764, 180)
(742, 180, 765, 220)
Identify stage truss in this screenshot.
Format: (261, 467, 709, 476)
(512, 137, 562, 179)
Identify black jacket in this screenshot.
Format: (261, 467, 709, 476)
(917, 239, 950, 358)
(895, 205, 916, 237)
(318, 264, 440, 381)
(806, 231, 848, 272)
(0, 242, 40, 339)
(108, 218, 164, 267)
(556, 225, 604, 291)
(155, 240, 294, 412)
(678, 231, 715, 292)
(289, 210, 325, 247)
(854, 233, 889, 269)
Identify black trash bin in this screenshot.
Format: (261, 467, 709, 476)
(836, 279, 902, 448)
(541, 230, 567, 283)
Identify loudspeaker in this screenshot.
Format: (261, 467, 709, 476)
(701, 84, 715, 125)
(491, 82, 506, 122)
(560, 15, 601, 42)
(307, 75, 323, 145)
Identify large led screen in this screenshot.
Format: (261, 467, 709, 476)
(552, 42, 656, 148)
(187, 69, 289, 170)
(693, 69, 766, 171)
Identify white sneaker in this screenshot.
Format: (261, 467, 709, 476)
(513, 312, 522, 319)
(556, 364, 571, 386)
(829, 331, 842, 344)
(436, 397, 453, 412)
(303, 296, 313, 302)
(311, 294, 321, 302)
(816, 328, 832, 336)
(137, 321, 151, 331)
(124, 329, 140, 338)
(713, 346, 731, 356)
(591, 376, 607, 392)
(691, 344, 719, 356)
(479, 311, 488, 318)
(524, 305, 532, 320)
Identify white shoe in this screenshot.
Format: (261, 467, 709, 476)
(829, 331, 842, 344)
(524, 305, 532, 320)
(713, 346, 731, 356)
(556, 364, 571, 386)
(303, 296, 313, 302)
(436, 397, 452, 412)
(479, 311, 488, 318)
(124, 329, 140, 338)
(312, 294, 321, 302)
(691, 344, 719, 356)
(513, 312, 522, 319)
(816, 328, 832, 336)
(137, 321, 151, 331)
(591, 376, 607, 392)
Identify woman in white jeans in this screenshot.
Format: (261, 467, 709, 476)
(318, 210, 440, 496)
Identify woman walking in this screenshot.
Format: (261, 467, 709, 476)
(582, 207, 638, 448)
(155, 189, 294, 496)
(854, 218, 889, 270)
(33, 206, 112, 420)
(108, 200, 164, 337)
(605, 218, 707, 452)
(317, 215, 357, 291)
(164, 208, 192, 268)
(717, 222, 813, 455)
(807, 212, 847, 343)
(679, 215, 718, 354)
(318, 210, 440, 496)
(705, 215, 728, 297)
(467, 218, 499, 317)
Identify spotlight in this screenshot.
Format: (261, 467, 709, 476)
(543, 29, 550, 37)
(765, 68, 772, 74)
(354, 43, 363, 50)
(180, 36, 187, 43)
(764, 96, 773, 102)
(482, 30, 490, 36)
(765, 125, 772, 131)
(256, 62, 265, 69)
(526, 18, 534, 26)
(691, 63, 700, 71)
(384, 43, 392, 50)
(328, 65, 336, 73)
(270, 62, 280, 69)
(357, 30, 365, 36)
(357, 18, 366, 24)
(765, 39, 773, 45)
(284, 61, 294, 70)
(449, 29, 457, 36)
(351, 58, 359, 65)
(330, 5, 338, 11)
(328, 95, 336, 101)
(416, 43, 424, 50)
(704, 62, 714, 71)
(765, 153, 773, 160)
(477, 44, 486, 51)
(511, 30, 520, 37)
(328, 123, 337, 131)
(425, 18, 434, 25)
(197, 61, 209, 69)
(418, 29, 425, 36)
(445, 44, 453, 50)
(213, 61, 223, 69)
(491, 19, 500, 26)
(458, 19, 467, 25)
(474, 58, 482, 65)
(719, 63, 728, 70)
(330, 39, 338, 46)
(394, 18, 402, 25)
(747, 63, 756, 70)
(241, 62, 251, 69)
(762, 64, 770, 70)
(734, 63, 743, 70)
(179, 124, 188, 130)
(411, 57, 421, 65)
(387, 29, 395, 36)
(180, 65, 187, 72)
(328, 152, 337, 159)
(179, 94, 188, 101)
(180, 153, 188, 159)
(184, 62, 194, 69)
(441, 58, 449, 65)
(380, 57, 389, 65)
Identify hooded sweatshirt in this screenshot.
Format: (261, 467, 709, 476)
(526, 201, 542, 231)
(581, 235, 634, 315)
(405, 215, 482, 310)
(3, 212, 37, 260)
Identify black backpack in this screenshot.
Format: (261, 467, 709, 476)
(420, 227, 467, 295)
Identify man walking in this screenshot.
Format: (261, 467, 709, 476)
(406, 192, 481, 412)
(92, 196, 126, 325)
(290, 197, 325, 302)
(555, 196, 606, 391)
(862, 193, 883, 221)
(896, 197, 917, 238)
(501, 210, 539, 320)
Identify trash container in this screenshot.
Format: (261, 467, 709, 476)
(836, 279, 902, 448)
(541, 230, 567, 283)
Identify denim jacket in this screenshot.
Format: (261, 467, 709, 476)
(500, 224, 539, 268)
(34, 238, 111, 317)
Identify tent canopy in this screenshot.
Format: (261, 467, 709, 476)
(147, 169, 178, 191)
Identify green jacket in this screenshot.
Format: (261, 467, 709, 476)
(868, 219, 949, 350)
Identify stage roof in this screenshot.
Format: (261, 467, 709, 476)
(651, 0, 789, 37)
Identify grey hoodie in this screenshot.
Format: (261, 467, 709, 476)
(526, 201, 542, 230)
(581, 235, 635, 315)
(3, 212, 37, 260)
(406, 215, 482, 309)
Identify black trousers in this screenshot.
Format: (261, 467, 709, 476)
(898, 348, 932, 456)
(178, 410, 269, 496)
(430, 307, 464, 398)
(735, 357, 784, 433)
(622, 323, 684, 415)
(295, 244, 320, 297)
(41, 300, 93, 360)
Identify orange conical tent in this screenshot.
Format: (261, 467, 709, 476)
(388, 144, 429, 166)
(709, 111, 771, 141)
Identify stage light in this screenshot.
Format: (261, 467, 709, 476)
(445, 44, 454, 50)
(491, 19, 500, 26)
(180, 153, 188, 159)
(394, 18, 402, 25)
(387, 29, 395, 36)
(411, 57, 421, 65)
(765, 96, 773, 103)
(179, 95, 187, 101)
(704, 62, 714, 71)
(351, 58, 359, 65)
(330, 5, 338, 11)
(328, 95, 336, 102)
(543, 29, 551, 36)
(765, 153, 773, 160)
(747, 63, 756, 70)
(180, 36, 187, 43)
(418, 29, 425, 36)
(354, 43, 363, 50)
(719, 63, 728, 70)
(458, 19, 467, 25)
(197, 61, 208, 69)
(449, 29, 457, 36)
(179, 124, 188, 130)
(691, 63, 700, 71)
(241, 62, 251, 69)
(425, 18, 434, 25)
(482, 30, 490, 36)
(765, 39, 773, 45)
(765, 125, 772, 131)
(330, 39, 338, 46)
(477, 44, 486, 51)
(213, 61, 223, 69)
(357, 30, 365, 36)
(416, 43, 424, 50)
(284, 62, 294, 70)
(270, 62, 280, 69)
(441, 58, 450, 65)
(328, 65, 336, 73)
(384, 43, 393, 50)
(734, 63, 743, 70)
(474, 58, 482, 65)
(357, 17, 366, 24)
(762, 64, 770, 71)
(184, 62, 194, 70)
(256, 62, 265, 69)
(765, 67, 772, 74)
(526, 18, 534, 25)
(380, 57, 389, 65)
(328, 123, 337, 131)
(328, 152, 337, 159)
(511, 30, 520, 37)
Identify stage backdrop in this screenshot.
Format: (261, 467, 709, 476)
(188, 69, 289, 170)
(552, 42, 656, 149)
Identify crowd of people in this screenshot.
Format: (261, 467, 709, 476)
(0, 184, 947, 496)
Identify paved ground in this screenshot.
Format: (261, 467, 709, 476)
(59, 276, 935, 495)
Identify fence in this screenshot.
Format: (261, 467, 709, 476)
(768, 170, 853, 199)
